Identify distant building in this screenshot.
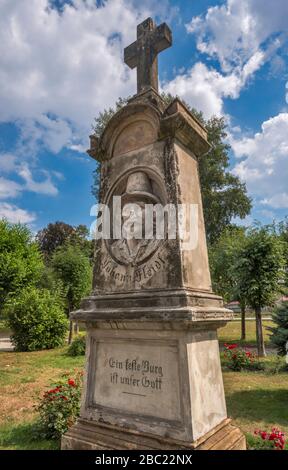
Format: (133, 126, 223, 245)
(226, 296, 288, 314)
(275, 296, 288, 306)
(225, 301, 241, 313)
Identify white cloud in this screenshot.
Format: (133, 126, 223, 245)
(261, 193, 288, 209)
(0, 154, 59, 198)
(231, 113, 288, 209)
(0, 153, 18, 173)
(0, 203, 36, 224)
(0, 0, 173, 223)
(163, 54, 264, 118)
(0, 0, 170, 153)
(186, 0, 288, 73)
(0, 177, 22, 199)
(19, 166, 58, 196)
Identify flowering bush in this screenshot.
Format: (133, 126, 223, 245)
(253, 428, 285, 450)
(36, 372, 83, 439)
(224, 343, 256, 371)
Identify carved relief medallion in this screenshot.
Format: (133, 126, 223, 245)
(106, 169, 166, 267)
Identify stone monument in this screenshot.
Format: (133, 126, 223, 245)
(61, 17, 246, 450)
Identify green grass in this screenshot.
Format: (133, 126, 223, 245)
(223, 361, 288, 449)
(0, 346, 85, 449)
(0, 421, 59, 450)
(1, 337, 287, 450)
(218, 319, 274, 347)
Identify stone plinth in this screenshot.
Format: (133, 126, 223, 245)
(62, 312, 245, 450)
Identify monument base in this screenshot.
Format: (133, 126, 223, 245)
(63, 291, 246, 451)
(61, 418, 246, 450)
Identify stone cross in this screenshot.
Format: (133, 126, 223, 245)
(124, 17, 172, 94)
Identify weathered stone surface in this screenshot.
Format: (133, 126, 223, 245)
(62, 418, 246, 450)
(61, 17, 246, 451)
(76, 324, 227, 442)
(124, 17, 172, 94)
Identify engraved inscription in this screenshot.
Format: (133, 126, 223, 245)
(108, 357, 163, 394)
(100, 251, 166, 284)
(93, 341, 181, 421)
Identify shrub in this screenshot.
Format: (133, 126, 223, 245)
(36, 372, 83, 439)
(67, 334, 86, 356)
(223, 343, 260, 371)
(6, 286, 68, 351)
(268, 302, 288, 356)
(249, 428, 286, 450)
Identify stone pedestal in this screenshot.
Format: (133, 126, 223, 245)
(61, 75, 246, 449)
(62, 294, 245, 450)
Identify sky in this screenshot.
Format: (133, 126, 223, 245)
(0, 0, 287, 233)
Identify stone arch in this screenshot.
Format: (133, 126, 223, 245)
(99, 102, 161, 160)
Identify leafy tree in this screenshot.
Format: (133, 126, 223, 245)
(51, 244, 92, 343)
(268, 302, 288, 356)
(209, 225, 248, 339)
(6, 286, 68, 351)
(237, 226, 285, 356)
(0, 220, 43, 313)
(36, 221, 92, 261)
(91, 94, 251, 244)
(278, 217, 288, 288)
(198, 115, 251, 244)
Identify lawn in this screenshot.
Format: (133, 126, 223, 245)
(218, 319, 274, 347)
(0, 332, 287, 450)
(0, 347, 84, 450)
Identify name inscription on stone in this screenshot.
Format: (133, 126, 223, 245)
(93, 341, 181, 421)
(100, 251, 166, 284)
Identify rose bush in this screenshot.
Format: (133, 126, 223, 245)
(36, 372, 83, 439)
(223, 343, 258, 371)
(253, 428, 285, 450)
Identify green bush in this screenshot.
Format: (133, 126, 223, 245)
(0, 220, 44, 314)
(67, 334, 86, 356)
(268, 302, 288, 356)
(6, 286, 68, 351)
(36, 372, 83, 439)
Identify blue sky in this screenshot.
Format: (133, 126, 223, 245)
(0, 0, 287, 233)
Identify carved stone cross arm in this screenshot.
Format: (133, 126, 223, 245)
(124, 17, 172, 94)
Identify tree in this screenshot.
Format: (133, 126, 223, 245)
(198, 115, 251, 245)
(91, 94, 252, 244)
(51, 244, 92, 343)
(278, 217, 288, 288)
(0, 220, 43, 313)
(36, 221, 92, 261)
(237, 226, 285, 356)
(209, 225, 248, 339)
(268, 302, 288, 356)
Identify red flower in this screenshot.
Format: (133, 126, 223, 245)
(255, 428, 285, 450)
(224, 343, 238, 350)
(68, 378, 76, 387)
